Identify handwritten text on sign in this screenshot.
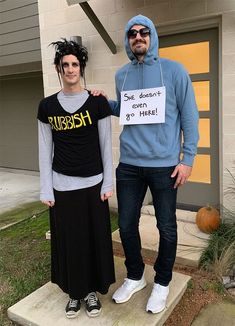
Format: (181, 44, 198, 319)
(119, 87, 166, 125)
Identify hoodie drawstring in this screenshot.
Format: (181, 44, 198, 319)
(121, 59, 164, 92)
(121, 64, 130, 92)
(159, 58, 165, 87)
(138, 61, 143, 89)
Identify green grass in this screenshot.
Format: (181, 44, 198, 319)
(0, 208, 118, 326)
(0, 201, 46, 229)
(187, 279, 194, 291)
(199, 222, 235, 282)
(200, 280, 225, 294)
(0, 210, 50, 326)
(110, 209, 119, 232)
(199, 223, 235, 268)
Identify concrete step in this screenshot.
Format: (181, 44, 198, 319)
(112, 208, 209, 268)
(8, 256, 190, 326)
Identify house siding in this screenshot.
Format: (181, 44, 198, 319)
(0, 0, 41, 67)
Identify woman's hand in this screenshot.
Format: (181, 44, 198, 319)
(100, 191, 113, 201)
(42, 200, 55, 207)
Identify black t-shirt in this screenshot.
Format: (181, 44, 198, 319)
(37, 93, 112, 177)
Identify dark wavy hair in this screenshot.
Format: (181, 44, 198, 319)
(50, 38, 88, 86)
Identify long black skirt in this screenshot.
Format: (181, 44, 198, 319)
(49, 182, 115, 300)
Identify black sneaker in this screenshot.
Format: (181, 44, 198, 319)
(65, 298, 80, 318)
(84, 292, 102, 317)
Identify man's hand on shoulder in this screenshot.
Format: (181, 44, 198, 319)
(171, 164, 192, 188)
(90, 89, 108, 98)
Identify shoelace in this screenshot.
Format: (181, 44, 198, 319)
(86, 292, 98, 306)
(68, 299, 79, 308)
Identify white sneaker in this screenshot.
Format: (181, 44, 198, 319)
(146, 283, 169, 314)
(112, 275, 147, 303)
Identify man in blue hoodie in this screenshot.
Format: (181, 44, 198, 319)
(104, 15, 199, 313)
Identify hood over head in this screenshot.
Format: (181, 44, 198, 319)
(124, 15, 159, 65)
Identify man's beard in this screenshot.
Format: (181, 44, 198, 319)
(133, 47, 147, 56)
(132, 41, 147, 56)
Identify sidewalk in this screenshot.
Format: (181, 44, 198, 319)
(0, 168, 40, 214)
(191, 300, 235, 326)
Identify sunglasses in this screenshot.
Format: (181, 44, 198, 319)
(127, 27, 150, 39)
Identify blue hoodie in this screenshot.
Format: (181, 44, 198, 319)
(109, 15, 199, 167)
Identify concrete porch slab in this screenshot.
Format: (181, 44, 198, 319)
(8, 256, 190, 326)
(141, 206, 198, 223)
(112, 213, 209, 268)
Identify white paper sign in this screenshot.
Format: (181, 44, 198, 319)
(119, 86, 166, 125)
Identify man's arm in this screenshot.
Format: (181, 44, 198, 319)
(176, 66, 199, 166)
(91, 76, 121, 117)
(90, 92, 121, 117)
(108, 99, 120, 117)
(171, 64, 199, 187)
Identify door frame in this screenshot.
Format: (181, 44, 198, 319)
(159, 28, 220, 211)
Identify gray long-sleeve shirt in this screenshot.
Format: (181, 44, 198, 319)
(38, 90, 113, 202)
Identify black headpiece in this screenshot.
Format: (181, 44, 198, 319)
(50, 38, 88, 78)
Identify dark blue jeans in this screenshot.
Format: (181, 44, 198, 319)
(116, 162, 178, 286)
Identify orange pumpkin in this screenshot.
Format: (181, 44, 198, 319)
(196, 206, 220, 233)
